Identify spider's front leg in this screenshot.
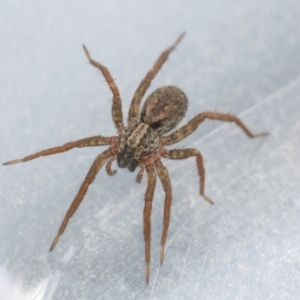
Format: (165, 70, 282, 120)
(49, 149, 112, 251)
(143, 164, 157, 284)
(163, 148, 213, 205)
(3, 136, 114, 165)
(83, 45, 124, 133)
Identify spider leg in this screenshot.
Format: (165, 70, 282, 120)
(154, 159, 172, 265)
(3, 135, 114, 165)
(163, 148, 213, 205)
(143, 164, 157, 284)
(136, 162, 144, 183)
(106, 155, 117, 176)
(163, 111, 268, 146)
(127, 32, 185, 125)
(83, 45, 124, 133)
(49, 149, 112, 251)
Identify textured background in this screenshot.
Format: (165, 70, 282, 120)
(1, 1, 300, 299)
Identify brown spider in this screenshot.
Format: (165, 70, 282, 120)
(3, 33, 268, 283)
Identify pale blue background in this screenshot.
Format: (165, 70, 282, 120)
(1, 1, 300, 299)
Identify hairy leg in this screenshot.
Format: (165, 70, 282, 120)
(154, 159, 172, 264)
(127, 33, 185, 125)
(143, 164, 157, 284)
(163, 148, 213, 205)
(49, 149, 112, 251)
(163, 111, 268, 145)
(83, 45, 124, 132)
(106, 155, 117, 176)
(3, 135, 114, 165)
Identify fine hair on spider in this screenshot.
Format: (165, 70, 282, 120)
(3, 32, 268, 284)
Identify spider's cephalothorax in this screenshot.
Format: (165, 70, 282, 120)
(118, 86, 188, 172)
(117, 123, 160, 172)
(3, 33, 268, 284)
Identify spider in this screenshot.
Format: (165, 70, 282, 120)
(4, 33, 268, 283)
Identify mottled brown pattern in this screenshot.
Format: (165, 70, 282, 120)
(141, 86, 188, 134)
(3, 33, 268, 284)
(117, 123, 160, 172)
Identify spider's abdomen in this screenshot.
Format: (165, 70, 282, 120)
(140, 86, 188, 134)
(117, 123, 159, 172)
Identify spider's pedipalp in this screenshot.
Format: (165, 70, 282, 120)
(127, 32, 186, 125)
(49, 148, 112, 251)
(106, 155, 117, 176)
(83, 45, 124, 132)
(143, 164, 157, 284)
(154, 159, 172, 265)
(163, 111, 268, 146)
(3, 135, 113, 165)
(136, 162, 144, 183)
(164, 148, 214, 205)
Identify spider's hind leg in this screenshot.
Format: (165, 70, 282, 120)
(49, 149, 112, 251)
(143, 164, 157, 284)
(154, 159, 172, 265)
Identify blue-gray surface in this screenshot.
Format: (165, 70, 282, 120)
(1, 1, 300, 299)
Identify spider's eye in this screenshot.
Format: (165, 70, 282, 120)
(149, 120, 162, 130)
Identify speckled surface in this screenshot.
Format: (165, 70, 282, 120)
(1, 1, 300, 299)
